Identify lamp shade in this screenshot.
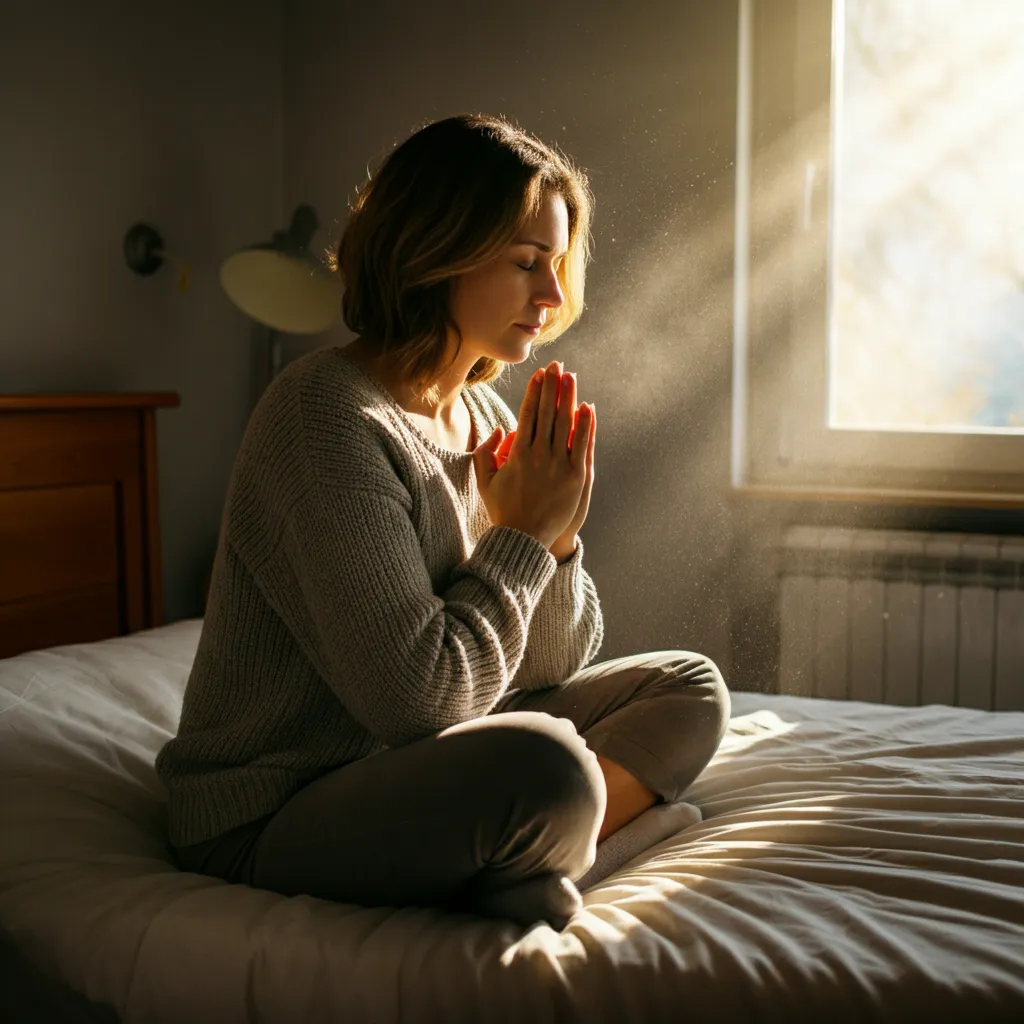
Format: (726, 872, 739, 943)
(220, 250, 341, 334)
(219, 204, 342, 334)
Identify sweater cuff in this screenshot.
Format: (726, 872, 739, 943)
(543, 536, 586, 611)
(473, 524, 557, 595)
(555, 536, 584, 568)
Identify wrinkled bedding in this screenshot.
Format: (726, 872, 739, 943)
(1, 620, 1023, 1022)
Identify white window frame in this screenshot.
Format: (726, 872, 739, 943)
(731, 0, 1024, 508)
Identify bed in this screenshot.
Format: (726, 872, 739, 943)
(2, 398, 1024, 1022)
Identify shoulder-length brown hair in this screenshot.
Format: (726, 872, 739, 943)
(330, 113, 594, 399)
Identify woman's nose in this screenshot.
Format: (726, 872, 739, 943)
(534, 273, 564, 310)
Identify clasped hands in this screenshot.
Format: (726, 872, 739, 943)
(487, 359, 597, 563)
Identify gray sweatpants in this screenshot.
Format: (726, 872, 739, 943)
(174, 650, 730, 928)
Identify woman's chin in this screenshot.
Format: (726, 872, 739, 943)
(482, 341, 533, 366)
(510, 336, 539, 362)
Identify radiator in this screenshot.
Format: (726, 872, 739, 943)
(777, 526, 1024, 711)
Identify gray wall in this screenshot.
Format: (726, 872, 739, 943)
(0, 0, 282, 623)
(281, 0, 744, 677)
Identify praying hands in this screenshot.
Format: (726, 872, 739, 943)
(496, 361, 597, 563)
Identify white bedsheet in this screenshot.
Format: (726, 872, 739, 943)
(1, 620, 1023, 1022)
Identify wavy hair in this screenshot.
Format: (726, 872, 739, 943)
(330, 113, 594, 399)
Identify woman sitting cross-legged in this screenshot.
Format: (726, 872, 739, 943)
(155, 112, 731, 931)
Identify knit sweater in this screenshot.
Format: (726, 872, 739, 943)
(155, 345, 604, 847)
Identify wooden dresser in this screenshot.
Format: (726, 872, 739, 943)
(0, 393, 180, 659)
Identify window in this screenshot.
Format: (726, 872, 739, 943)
(732, 0, 1024, 505)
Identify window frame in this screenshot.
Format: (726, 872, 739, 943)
(731, 0, 1024, 508)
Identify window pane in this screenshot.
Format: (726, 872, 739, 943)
(829, 0, 1024, 435)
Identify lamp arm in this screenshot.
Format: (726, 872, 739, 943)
(269, 204, 319, 257)
(286, 204, 319, 253)
(268, 328, 284, 381)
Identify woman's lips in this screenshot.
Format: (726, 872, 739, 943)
(516, 323, 541, 335)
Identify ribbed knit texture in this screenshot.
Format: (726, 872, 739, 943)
(155, 345, 604, 847)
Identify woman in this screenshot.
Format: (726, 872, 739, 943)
(155, 113, 730, 931)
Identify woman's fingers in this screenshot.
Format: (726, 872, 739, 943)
(496, 429, 515, 468)
(515, 360, 580, 458)
(570, 403, 593, 470)
(586, 402, 596, 473)
(554, 372, 576, 455)
(575, 431, 595, 524)
(514, 370, 544, 451)
(534, 362, 561, 451)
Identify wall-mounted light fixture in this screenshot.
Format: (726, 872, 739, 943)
(125, 206, 340, 411)
(123, 223, 191, 293)
(124, 207, 341, 410)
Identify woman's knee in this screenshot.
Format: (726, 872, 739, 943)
(467, 712, 606, 855)
(615, 653, 731, 802)
(485, 712, 605, 811)
(444, 717, 605, 921)
(659, 651, 732, 744)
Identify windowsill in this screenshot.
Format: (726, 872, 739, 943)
(728, 483, 1024, 511)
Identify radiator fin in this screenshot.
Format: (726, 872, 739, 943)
(777, 527, 1024, 711)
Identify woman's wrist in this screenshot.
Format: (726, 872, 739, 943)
(550, 535, 579, 564)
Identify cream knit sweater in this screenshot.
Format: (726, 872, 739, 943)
(155, 345, 604, 847)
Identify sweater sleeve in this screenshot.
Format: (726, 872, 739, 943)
(275, 481, 559, 748)
(509, 536, 604, 689)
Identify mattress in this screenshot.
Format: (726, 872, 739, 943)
(1, 620, 1023, 1022)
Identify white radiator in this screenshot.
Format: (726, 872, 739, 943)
(777, 526, 1024, 711)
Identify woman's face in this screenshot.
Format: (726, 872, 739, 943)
(449, 190, 569, 366)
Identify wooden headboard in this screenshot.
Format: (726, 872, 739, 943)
(0, 393, 180, 660)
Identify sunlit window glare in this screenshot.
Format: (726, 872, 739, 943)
(829, 0, 1024, 434)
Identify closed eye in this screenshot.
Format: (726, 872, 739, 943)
(518, 263, 536, 272)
